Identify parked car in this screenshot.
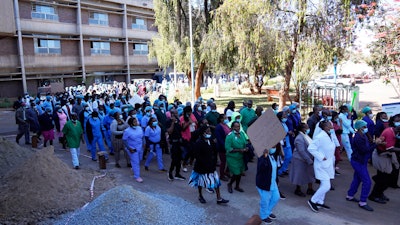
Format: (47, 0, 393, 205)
(310, 74, 355, 87)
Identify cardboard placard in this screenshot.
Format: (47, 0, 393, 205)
(247, 108, 286, 157)
(128, 93, 144, 106)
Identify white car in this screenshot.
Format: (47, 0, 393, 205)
(310, 75, 355, 87)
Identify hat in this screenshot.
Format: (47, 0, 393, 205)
(282, 106, 290, 112)
(153, 99, 160, 106)
(167, 104, 174, 111)
(354, 120, 367, 130)
(145, 106, 152, 112)
(158, 100, 165, 107)
(46, 96, 52, 101)
(177, 107, 183, 116)
(362, 106, 371, 114)
(115, 100, 121, 107)
(108, 110, 115, 116)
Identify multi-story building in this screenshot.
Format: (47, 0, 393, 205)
(0, 0, 158, 97)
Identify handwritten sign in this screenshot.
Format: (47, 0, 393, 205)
(247, 109, 286, 157)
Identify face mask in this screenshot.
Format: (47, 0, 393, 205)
(396, 135, 400, 139)
(363, 128, 368, 134)
(281, 118, 287, 123)
(318, 111, 322, 117)
(368, 114, 374, 119)
(273, 109, 278, 114)
(344, 112, 349, 116)
(146, 112, 151, 117)
(224, 119, 229, 124)
(335, 118, 340, 123)
(306, 129, 310, 135)
(395, 122, 400, 127)
(204, 134, 211, 139)
(66, 102, 70, 106)
(124, 108, 128, 113)
(71, 119, 76, 123)
(119, 115, 123, 119)
(269, 148, 276, 155)
(327, 116, 332, 121)
(198, 107, 202, 111)
(382, 119, 388, 122)
(152, 121, 158, 127)
(329, 129, 335, 134)
(236, 119, 241, 123)
(212, 109, 217, 113)
(85, 107, 89, 111)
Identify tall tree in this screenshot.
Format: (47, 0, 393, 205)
(149, 0, 223, 100)
(205, 0, 353, 108)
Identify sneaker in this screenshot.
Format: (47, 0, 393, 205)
(135, 177, 143, 183)
(316, 203, 330, 210)
(198, 195, 206, 204)
(359, 204, 374, 211)
(144, 166, 149, 171)
(127, 163, 132, 168)
(262, 217, 273, 224)
(294, 189, 306, 197)
(381, 194, 390, 201)
(279, 192, 286, 200)
(268, 213, 277, 220)
(74, 166, 80, 170)
(308, 200, 319, 212)
(168, 173, 174, 181)
(182, 166, 188, 172)
(234, 187, 244, 192)
(174, 174, 186, 180)
(109, 152, 115, 156)
(346, 197, 359, 202)
(227, 183, 233, 193)
(368, 196, 386, 204)
(206, 188, 215, 194)
(220, 176, 229, 181)
(217, 198, 229, 204)
(335, 170, 341, 175)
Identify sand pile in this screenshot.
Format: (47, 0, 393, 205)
(0, 142, 115, 224)
(54, 185, 211, 225)
(0, 136, 35, 177)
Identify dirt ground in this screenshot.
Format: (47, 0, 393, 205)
(0, 138, 116, 224)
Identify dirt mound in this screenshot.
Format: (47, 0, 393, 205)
(0, 144, 116, 224)
(0, 136, 35, 177)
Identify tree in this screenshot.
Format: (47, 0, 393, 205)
(149, 0, 223, 100)
(204, 0, 353, 108)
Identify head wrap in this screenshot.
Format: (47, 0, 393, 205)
(354, 120, 367, 130)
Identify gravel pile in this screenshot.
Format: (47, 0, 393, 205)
(54, 185, 213, 225)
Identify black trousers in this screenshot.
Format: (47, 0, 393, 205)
(369, 170, 391, 198)
(169, 142, 182, 175)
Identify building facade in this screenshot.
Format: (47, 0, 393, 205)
(0, 0, 158, 97)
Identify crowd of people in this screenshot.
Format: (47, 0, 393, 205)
(12, 84, 400, 224)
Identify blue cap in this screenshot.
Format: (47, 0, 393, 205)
(115, 100, 121, 107)
(362, 106, 371, 114)
(354, 120, 367, 130)
(154, 99, 160, 106)
(145, 106, 152, 112)
(167, 105, 174, 111)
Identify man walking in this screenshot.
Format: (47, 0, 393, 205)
(15, 102, 30, 145)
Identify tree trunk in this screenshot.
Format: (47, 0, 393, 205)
(279, 5, 305, 109)
(195, 62, 206, 99)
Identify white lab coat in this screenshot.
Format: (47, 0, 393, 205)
(313, 120, 340, 147)
(308, 130, 335, 181)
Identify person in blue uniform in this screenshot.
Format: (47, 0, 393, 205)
(123, 117, 145, 183)
(144, 117, 166, 171)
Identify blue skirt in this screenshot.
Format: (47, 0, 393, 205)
(188, 171, 221, 189)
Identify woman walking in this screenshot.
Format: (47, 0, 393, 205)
(144, 117, 167, 171)
(225, 121, 247, 193)
(54, 105, 68, 149)
(111, 112, 129, 168)
(307, 121, 336, 212)
(188, 125, 229, 205)
(346, 120, 379, 211)
(256, 145, 281, 224)
(123, 117, 145, 183)
(39, 107, 55, 147)
(290, 123, 315, 197)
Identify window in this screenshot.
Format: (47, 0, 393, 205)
(89, 12, 108, 26)
(132, 17, 147, 30)
(91, 41, 111, 55)
(34, 36, 61, 54)
(133, 44, 148, 55)
(31, 4, 59, 21)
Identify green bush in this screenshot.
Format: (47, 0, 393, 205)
(0, 98, 12, 108)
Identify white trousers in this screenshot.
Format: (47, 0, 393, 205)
(311, 179, 331, 204)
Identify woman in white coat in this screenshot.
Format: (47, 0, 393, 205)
(307, 120, 336, 212)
